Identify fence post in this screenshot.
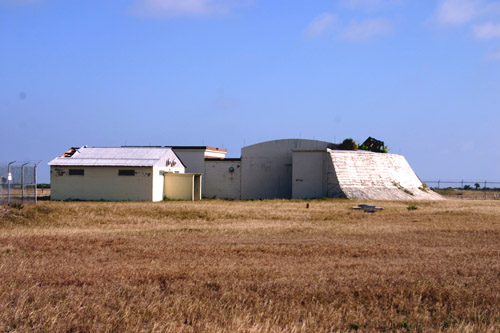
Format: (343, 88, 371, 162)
(21, 162, 29, 204)
(484, 180, 487, 200)
(438, 180, 440, 189)
(7, 161, 16, 204)
(34, 161, 41, 205)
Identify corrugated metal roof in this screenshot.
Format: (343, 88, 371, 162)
(49, 147, 173, 167)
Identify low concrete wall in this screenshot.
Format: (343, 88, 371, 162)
(164, 173, 194, 201)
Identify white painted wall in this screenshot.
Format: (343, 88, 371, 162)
(160, 149, 186, 174)
(50, 166, 154, 201)
(204, 160, 241, 199)
(330, 151, 422, 189)
(327, 150, 442, 200)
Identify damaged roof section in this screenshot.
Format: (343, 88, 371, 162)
(61, 147, 80, 158)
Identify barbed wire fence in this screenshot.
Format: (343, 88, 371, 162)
(0, 161, 42, 205)
(423, 180, 500, 200)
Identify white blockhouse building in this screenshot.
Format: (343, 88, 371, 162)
(49, 146, 201, 201)
(49, 139, 441, 201)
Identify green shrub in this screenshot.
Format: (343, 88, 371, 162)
(338, 138, 358, 150)
(8, 203, 24, 210)
(419, 183, 429, 192)
(407, 204, 418, 211)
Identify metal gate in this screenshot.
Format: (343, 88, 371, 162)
(0, 161, 41, 204)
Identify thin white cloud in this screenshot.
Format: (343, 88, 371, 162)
(0, 0, 40, 4)
(131, 0, 251, 17)
(473, 22, 500, 39)
(434, 0, 480, 26)
(340, 18, 394, 41)
(486, 49, 500, 60)
(340, 0, 402, 9)
(303, 13, 338, 39)
(431, 1, 500, 59)
(433, 0, 500, 26)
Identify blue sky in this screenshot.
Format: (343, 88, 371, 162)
(1, 0, 500, 183)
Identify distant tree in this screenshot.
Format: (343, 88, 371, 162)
(463, 185, 472, 190)
(338, 138, 358, 151)
(474, 183, 481, 190)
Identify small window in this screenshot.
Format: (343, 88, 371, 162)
(69, 169, 84, 176)
(118, 170, 135, 176)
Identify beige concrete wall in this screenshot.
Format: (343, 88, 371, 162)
(50, 166, 154, 201)
(164, 174, 194, 200)
(241, 139, 334, 199)
(204, 160, 241, 199)
(292, 151, 327, 199)
(171, 149, 207, 196)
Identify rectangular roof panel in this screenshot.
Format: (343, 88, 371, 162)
(49, 147, 174, 167)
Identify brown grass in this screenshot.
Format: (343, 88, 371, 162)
(0, 187, 50, 204)
(1, 199, 499, 332)
(435, 188, 500, 200)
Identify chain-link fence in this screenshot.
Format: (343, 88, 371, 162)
(423, 180, 500, 200)
(0, 162, 41, 204)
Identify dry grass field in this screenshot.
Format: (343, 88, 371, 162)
(0, 186, 49, 205)
(1, 199, 499, 332)
(434, 188, 500, 201)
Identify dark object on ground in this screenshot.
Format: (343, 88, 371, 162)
(352, 204, 384, 213)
